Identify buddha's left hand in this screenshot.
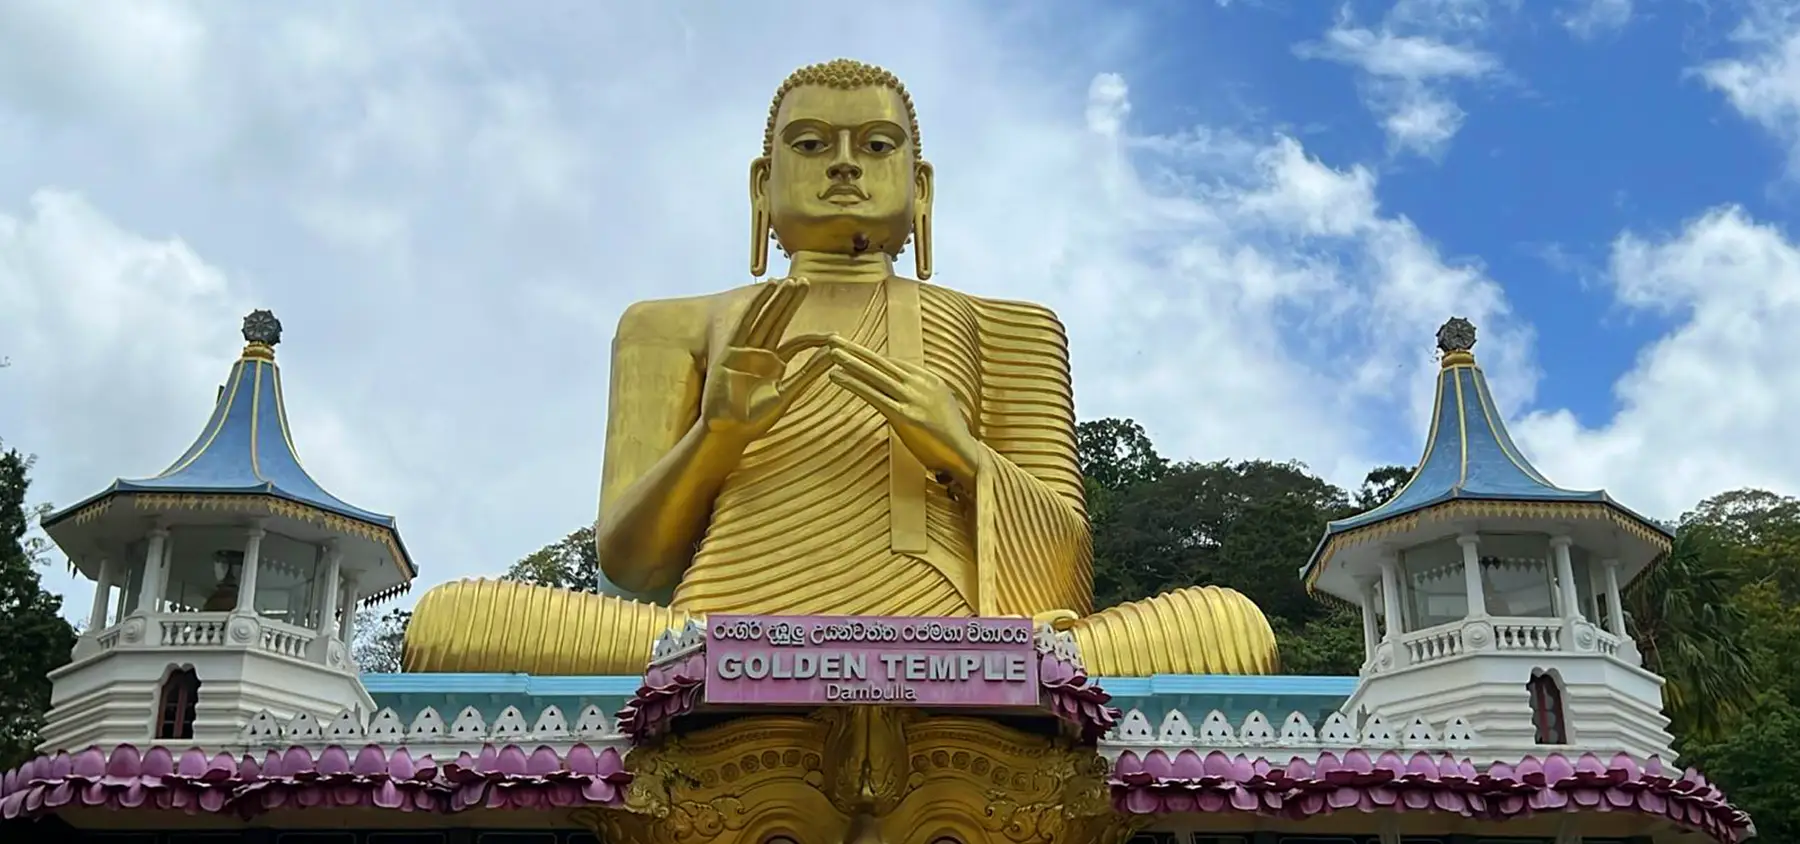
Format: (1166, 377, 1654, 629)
(826, 337, 982, 487)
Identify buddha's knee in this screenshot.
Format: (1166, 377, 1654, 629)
(1071, 585, 1278, 677)
(401, 579, 685, 676)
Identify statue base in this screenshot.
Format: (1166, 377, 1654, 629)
(575, 707, 1142, 844)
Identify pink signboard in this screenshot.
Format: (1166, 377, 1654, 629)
(703, 615, 1040, 707)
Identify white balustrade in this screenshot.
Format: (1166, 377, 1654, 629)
(1402, 626, 1464, 665)
(76, 609, 346, 675)
(259, 620, 315, 659)
(1493, 618, 1562, 652)
(161, 613, 231, 647)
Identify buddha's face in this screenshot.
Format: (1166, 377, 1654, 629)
(758, 84, 929, 258)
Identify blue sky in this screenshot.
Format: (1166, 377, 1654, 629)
(5, 0, 1800, 610)
(1147, 0, 1786, 428)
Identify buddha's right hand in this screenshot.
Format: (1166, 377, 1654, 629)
(700, 277, 837, 445)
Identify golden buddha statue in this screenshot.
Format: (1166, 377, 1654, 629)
(403, 59, 1277, 678)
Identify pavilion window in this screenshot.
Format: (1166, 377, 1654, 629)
(155, 667, 202, 741)
(1478, 533, 1555, 617)
(1528, 672, 1567, 745)
(1400, 538, 1466, 631)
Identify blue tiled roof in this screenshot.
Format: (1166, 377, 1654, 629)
(115, 353, 397, 526)
(1324, 357, 1612, 537)
(43, 313, 418, 590)
(44, 340, 401, 543)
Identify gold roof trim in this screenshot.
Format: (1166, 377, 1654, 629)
(77, 492, 420, 581)
(1306, 498, 1672, 593)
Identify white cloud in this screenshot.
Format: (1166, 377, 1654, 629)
(1517, 3, 1800, 516)
(0, 0, 1534, 619)
(1516, 206, 1800, 518)
(1561, 0, 1633, 38)
(1697, 5, 1800, 177)
(1295, 17, 1500, 157)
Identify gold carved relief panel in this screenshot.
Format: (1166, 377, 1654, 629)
(575, 708, 1141, 844)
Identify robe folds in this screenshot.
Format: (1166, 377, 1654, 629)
(403, 278, 1278, 677)
(671, 278, 1092, 621)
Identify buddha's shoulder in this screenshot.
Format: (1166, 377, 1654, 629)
(614, 287, 757, 345)
(919, 281, 1068, 337)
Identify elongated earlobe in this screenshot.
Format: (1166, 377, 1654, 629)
(913, 161, 935, 280)
(751, 207, 771, 277)
(749, 158, 772, 277)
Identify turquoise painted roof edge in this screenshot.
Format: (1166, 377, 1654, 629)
(358, 673, 1359, 699)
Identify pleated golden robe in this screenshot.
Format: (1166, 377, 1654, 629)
(672, 278, 1089, 619)
(403, 279, 1277, 677)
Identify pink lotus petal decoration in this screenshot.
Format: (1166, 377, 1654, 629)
(1108, 748, 1752, 843)
(0, 742, 632, 821)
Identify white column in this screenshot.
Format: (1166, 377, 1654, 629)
(1378, 555, 1404, 640)
(339, 580, 360, 645)
(1356, 577, 1380, 662)
(306, 545, 344, 664)
(316, 546, 342, 635)
(134, 527, 169, 615)
(155, 535, 174, 610)
(1602, 559, 1626, 637)
(236, 526, 266, 616)
(1551, 535, 1580, 621)
(1458, 533, 1487, 618)
(87, 558, 115, 631)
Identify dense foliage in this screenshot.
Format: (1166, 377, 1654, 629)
(0, 443, 77, 770)
(352, 608, 412, 674)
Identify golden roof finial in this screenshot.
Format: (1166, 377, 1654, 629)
(1436, 316, 1476, 368)
(240, 309, 281, 362)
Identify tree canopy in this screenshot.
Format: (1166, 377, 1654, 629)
(0, 443, 77, 770)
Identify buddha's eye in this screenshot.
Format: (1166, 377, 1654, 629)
(864, 137, 898, 154)
(791, 137, 828, 154)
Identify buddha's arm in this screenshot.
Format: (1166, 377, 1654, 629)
(595, 298, 729, 594)
(966, 297, 1095, 618)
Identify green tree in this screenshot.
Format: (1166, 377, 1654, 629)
(1684, 694, 1800, 841)
(1626, 521, 1759, 743)
(1353, 465, 1413, 510)
(1076, 419, 1168, 493)
(1275, 602, 1364, 675)
(1686, 488, 1800, 599)
(352, 608, 412, 674)
(504, 525, 601, 593)
(1092, 457, 1348, 624)
(1732, 578, 1800, 705)
(0, 444, 77, 768)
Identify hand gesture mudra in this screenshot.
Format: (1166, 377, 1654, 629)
(701, 278, 836, 445)
(826, 336, 984, 487)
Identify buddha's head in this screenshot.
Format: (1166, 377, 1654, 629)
(751, 59, 934, 279)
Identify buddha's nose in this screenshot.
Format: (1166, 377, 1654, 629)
(828, 159, 863, 181)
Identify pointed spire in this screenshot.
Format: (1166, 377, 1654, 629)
(1328, 316, 1593, 532)
(42, 311, 416, 586)
(1301, 317, 1670, 593)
